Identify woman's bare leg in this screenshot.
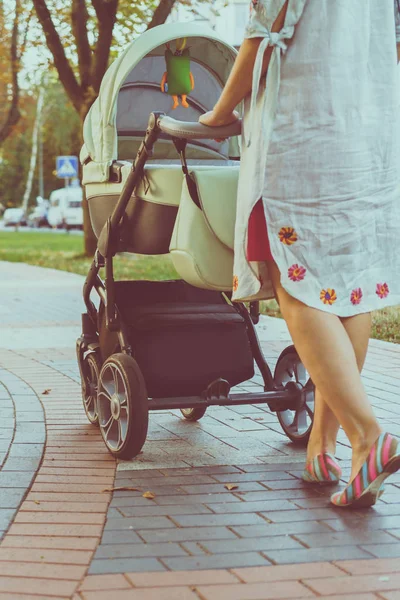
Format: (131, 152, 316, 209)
(307, 313, 372, 461)
(268, 261, 381, 481)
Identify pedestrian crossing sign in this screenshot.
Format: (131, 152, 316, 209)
(56, 156, 79, 179)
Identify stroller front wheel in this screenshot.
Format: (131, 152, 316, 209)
(274, 345, 314, 445)
(81, 351, 102, 426)
(180, 407, 207, 421)
(97, 354, 149, 459)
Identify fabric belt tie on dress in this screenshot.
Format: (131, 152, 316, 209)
(245, 26, 294, 148)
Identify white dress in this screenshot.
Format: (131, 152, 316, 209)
(232, 0, 400, 317)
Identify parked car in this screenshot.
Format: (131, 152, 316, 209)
(2, 207, 27, 227)
(48, 187, 83, 230)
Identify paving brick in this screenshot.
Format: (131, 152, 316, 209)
(170, 513, 268, 528)
(126, 569, 240, 587)
(208, 500, 296, 515)
(7, 444, 43, 458)
(89, 557, 166, 574)
(27, 492, 110, 503)
(20, 501, 109, 513)
(14, 511, 105, 525)
(263, 545, 373, 564)
(94, 542, 188, 560)
(336, 558, 400, 575)
(79, 574, 132, 591)
(231, 521, 330, 538)
(359, 544, 400, 558)
(0, 594, 69, 600)
(100, 530, 144, 545)
(0, 576, 76, 597)
(80, 587, 199, 600)
(0, 508, 18, 530)
(178, 482, 267, 495)
(1, 535, 99, 550)
(201, 535, 303, 555)
(7, 522, 103, 537)
(0, 560, 86, 580)
(104, 516, 175, 531)
(0, 547, 92, 565)
(380, 593, 400, 600)
(153, 493, 244, 506)
(35, 474, 114, 484)
(117, 504, 213, 518)
(31, 483, 110, 493)
(305, 573, 400, 596)
(162, 552, 271, 571)
(232, 562, 345, 582)
(0, 488, 29, 509)
(295, 530, 397, 548)
(137, 526, 238, 544)
(0, 472, 34, 488)
(196, 581, 314, 600)
(262, 507, 345, 523)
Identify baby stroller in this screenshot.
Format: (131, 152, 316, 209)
(77, 22, 315, 459)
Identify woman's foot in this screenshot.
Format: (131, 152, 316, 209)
(302, 453, 342, 485)
(331, 433, 400, 508)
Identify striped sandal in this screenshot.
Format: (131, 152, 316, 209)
(331, 432, 400, 508)
(302, 453, 342, 485)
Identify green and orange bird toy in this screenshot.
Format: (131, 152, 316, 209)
(161, 38, 195, 110)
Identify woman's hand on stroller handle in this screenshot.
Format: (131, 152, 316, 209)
(157, 113, 241, 142)
(199, 109, 240, 142)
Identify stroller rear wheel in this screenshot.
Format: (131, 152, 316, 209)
(81, 351, 102, 426)
(274, 345, 314, 445)
(180, 407, 207, 421)
(97, 353, 148, 459)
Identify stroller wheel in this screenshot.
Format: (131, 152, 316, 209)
(180, 407, 207, 421)
(274, 345, 314, 446)
(97, 353, 148, 459)
(81, 352, 102, 426)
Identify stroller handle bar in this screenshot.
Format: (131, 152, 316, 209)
(157, 115, 242, 140)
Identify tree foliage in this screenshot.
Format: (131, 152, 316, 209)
(0, 0, 32, 145)
(0, 81, 81, 209)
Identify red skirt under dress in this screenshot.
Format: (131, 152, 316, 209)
(247, 199, 273, 261)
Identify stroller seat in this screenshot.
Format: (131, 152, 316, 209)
(86, 160, 239, 262)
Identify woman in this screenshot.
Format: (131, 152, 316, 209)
(200, 0, 400, 507)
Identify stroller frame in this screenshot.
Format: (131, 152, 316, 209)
(77, 112, 313, 458)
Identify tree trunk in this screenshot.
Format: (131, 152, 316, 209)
(0, 0, 21, 145)
(147, 0, 178, 29)
(21, 88, 45, 214)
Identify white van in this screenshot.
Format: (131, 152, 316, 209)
(48, 187, 83, 230)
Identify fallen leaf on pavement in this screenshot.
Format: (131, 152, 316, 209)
(224, 484, 238, 491)
(34, 500, 40, 505)
(42, 389, 51, 395)
(102, 486, 140, 492)
(142, 491, 155, 499)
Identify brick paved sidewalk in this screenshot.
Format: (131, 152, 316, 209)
(0, 261, 400, 599)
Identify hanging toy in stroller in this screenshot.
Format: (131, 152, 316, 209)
(161, 38, 194, 109)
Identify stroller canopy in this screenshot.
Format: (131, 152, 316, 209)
(81, 23, 239, 184)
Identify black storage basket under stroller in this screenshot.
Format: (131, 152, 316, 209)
(99, 280, 255, 398)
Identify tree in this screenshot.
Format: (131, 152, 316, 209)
(31, 0, 209, 255)
(0, 81, 81, 209)
(0, 0, 21, 145)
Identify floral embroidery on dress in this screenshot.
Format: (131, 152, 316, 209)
(320, 288, 337, 305)
(376, 283, 389, 299)
(350, 288, 363, 305)
(278, 227, 298, 246)
(233, 275, 239, 292)
(288, 264, 306, 282)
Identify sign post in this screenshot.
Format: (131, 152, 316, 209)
(56, 156, 79, 186)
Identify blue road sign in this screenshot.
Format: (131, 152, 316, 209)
(56, 156, 79, 179)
